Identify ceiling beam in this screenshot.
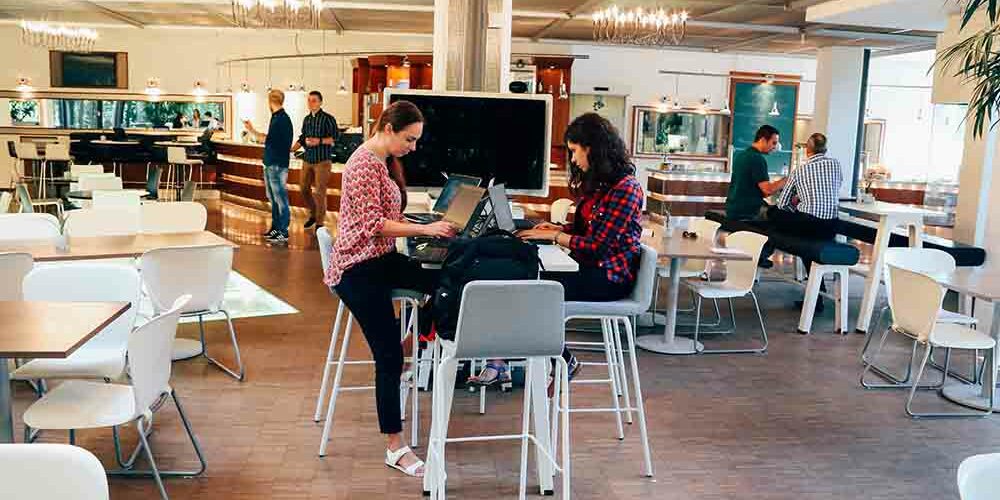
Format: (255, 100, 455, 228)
(78, 0, 146, 28)
(696, 0, 787, 19)
(327, 9, 346, 33)
(787, 0, 836, 10)
(716, 33, 788, 51)
(808, 28, 934, 44)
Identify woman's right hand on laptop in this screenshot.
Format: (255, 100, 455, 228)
(422, 221, 458, 239)
(533, 222, 563, 231)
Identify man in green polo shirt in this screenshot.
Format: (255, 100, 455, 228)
(726, 125, 787, 221)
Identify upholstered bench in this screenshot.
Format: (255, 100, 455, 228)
(704, 210, 861, 334)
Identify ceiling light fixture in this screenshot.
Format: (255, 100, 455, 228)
(192, 81, 208, 96)
(15, 77, 33, 94)
(337, 54, 349, 95)
(144, 77, 162, 96)
(232, 0, 323, 29)
(657, 96, 669, 113)
(592, 5, 688, 46)
(769, 102, 780, 116)
(558, 73, 569, 100)
(20, 20, 98, 52)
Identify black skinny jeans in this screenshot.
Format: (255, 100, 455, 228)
(333, 252, 439, 435)
(542, 265, 634, 362)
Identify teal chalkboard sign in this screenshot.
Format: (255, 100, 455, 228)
(731, 81, 798, 174)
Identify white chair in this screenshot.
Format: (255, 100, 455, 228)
(861, 248, 980, 389)
(424, 280, 569, 500)
(559, 244, 655, 478)
(140, 202, 207, 234)
(166, 147, 203, 200)
(958, 453, 1000, 500)
(44, 143, 72, 193)
(0, 252, 32, 300)
(15, 143, 45, 196)
(15, 183, 63, 219)
(549, 198, 574, 224)
(0, 191, 12, 214)
(93, 190, 141, 212)
(874, 265, 996, 418)
(68, 171, 114, 193)
(70, 164, 106, 177)
(64, 208, 140, 237)
(0, 212, 60, 241)
(683, 231, 770, 354)
(654, 218, 725, 325)
(313, 227, 428, 455)
(0, 444, 109, 500)
(78, 175, 123, 192)
(140, 245, 245, 381)
(22, 296, 207, 500)
(12, 263, 140, 383)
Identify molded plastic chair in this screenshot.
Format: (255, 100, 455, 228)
(13, 263, 141, 382)
(78, 175, 123, 192)
(424, 280, 569, 500)
(140, 201, 207, 234)
(313, 226, 427, 455)
(0, 252, 33, 300)
(655, 218, 724, 321)
(0, 444, 109, 500)
(92, 190, 141, 218)
(877, 265, 996, 418)
(0, 191, 12, 214)
(0, 212, 60, 241)
(958, 453, 1000, 500)
(15, 183, 63, 219)
(549, 198, 574, 224)
(70, 164, 106, 177)
(140, 245, 245, 381)
(560, 244, 656, 478)
(44, 143, 72, 187)
(64, 208, 140, 237)
(861, 248, 979, 389)
(683, 231, 770, 354)
(16, 143, 44, 195)
(22, 296, 206, 500)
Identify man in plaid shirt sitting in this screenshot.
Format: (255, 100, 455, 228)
(767, 133, 843, 313)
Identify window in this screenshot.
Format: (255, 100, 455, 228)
(9, 100, 39, 125)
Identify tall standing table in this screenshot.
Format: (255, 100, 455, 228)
(0, 301, 131, 442)
(839, 201, 938, 333)
(636, 230, 752, 355)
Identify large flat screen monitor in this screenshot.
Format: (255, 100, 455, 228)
(383, 89, 551, 197)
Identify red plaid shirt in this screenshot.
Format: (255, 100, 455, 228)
(564, 175, 644, 284)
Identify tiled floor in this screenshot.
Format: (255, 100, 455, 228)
(11, 202, 997, 499)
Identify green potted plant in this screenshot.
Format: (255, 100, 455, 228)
(935, 0, 1000, 139)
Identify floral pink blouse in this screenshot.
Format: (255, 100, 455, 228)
(325, 146, 403, 287)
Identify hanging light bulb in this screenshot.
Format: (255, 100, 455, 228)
(657, 96, 669, 113)
(241, 82, 252, 93)
(192, 80, 208, 96)
(558, 73, 569, 100)
(719, 102, 731, 115)
(15, 76, 33, 93)
(144, 77, 162, 96)
(769, 102, 780, 116)
(337, 79, 348, 95)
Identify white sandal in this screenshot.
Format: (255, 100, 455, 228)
(385, 446, 424, 477)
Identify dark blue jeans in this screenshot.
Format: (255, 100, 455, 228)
(263, 165, 290, 233)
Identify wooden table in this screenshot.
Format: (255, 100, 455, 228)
(67, 189, 150, 200)
(635, 227, 752, 355)
(0, 301, 131, 442)
(922, 268, 1000, 411)
(0, 231, 235, 262)
(839, 201, 939, 333)
(91, 140, 141, 146)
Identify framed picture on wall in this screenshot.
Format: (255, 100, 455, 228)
(729, 72, 800, 175)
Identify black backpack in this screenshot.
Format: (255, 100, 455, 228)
(431, 230, 541, 340)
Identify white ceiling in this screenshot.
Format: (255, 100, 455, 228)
(0, 0, 945, 55)
(805, 0, 959, 32)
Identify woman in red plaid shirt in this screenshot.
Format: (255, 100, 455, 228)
(472, 113, 644, 386)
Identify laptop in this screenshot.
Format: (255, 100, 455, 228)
(410, 184, 486, 263)
(487, 184, 516, 232)
(404, 174, 482, 224)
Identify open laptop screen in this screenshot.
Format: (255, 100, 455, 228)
(488, 184, 515, 232)
(432, 173, 481, 214)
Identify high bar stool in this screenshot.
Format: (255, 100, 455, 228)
(166, 147, 203, 201)
(424, 280, 570, 500)
(313, 227, 432, 456)
(556, 244, 656, 478)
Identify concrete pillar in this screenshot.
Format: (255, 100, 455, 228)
(432, 0, 512, 92)
(812, 47, 867, 197)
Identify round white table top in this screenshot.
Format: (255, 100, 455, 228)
(91, 140, 141, 146)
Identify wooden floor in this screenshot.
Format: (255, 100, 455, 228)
(12, 202, 999, 499)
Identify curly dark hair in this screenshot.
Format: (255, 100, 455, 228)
(565, 113, 635, 198)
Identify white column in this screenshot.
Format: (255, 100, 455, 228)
(432, 0, 512, 92)
(812, 47, 866, 197)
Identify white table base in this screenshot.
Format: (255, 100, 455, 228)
(853, 213, 924, 333)
(940, 384, 1000, 411)
(637, 257, 705, 355)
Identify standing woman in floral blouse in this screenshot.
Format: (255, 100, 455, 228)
(325, 100, 455, 477)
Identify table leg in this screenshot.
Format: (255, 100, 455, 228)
(0, 357, 13, 443)
(636, 257, 703, 354)
(528, 357, 553, 494)
(908, 221, 924, 248)
(855, 215, 895, 333)
(941, 302, 1000, 411)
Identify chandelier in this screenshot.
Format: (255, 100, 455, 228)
(20, 21, 98, 52)
(232, 0, 324, 29)
(592, 5, 688, 46)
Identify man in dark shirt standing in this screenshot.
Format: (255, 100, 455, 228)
(725, 125, 787, 221)
(292, 90, 338, 231)
(244, 89, 294, 243)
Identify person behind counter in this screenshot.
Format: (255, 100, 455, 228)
(192, 108, 203, 128)
(325, 100, 456, 478)
(500, 112, 645, 388)
(243, 90, 294, 243)
(291, 90, 338, 232)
